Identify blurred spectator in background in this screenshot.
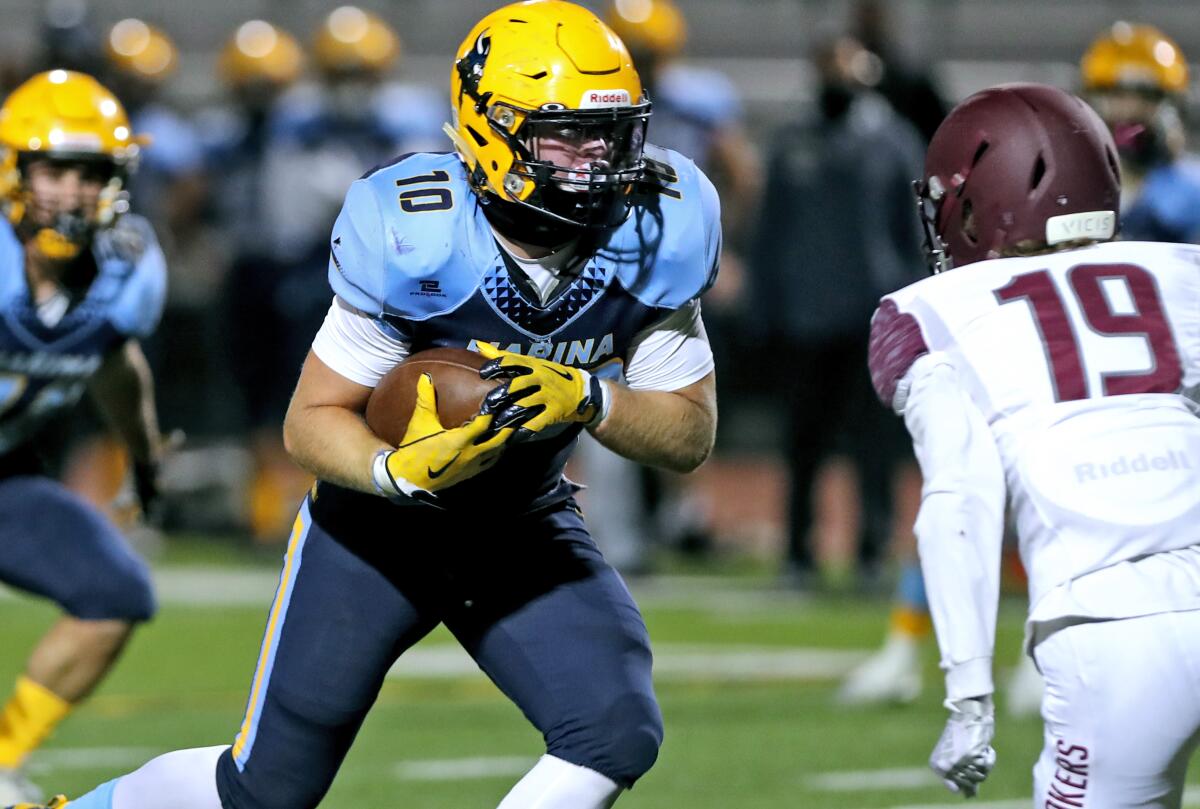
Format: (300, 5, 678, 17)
(751, 34, 924, 591)
(851, 0, 948, 144)
(226, 6, 443, 542)
(1082, 22, 1200, 243)
(33, 0, 105, 80)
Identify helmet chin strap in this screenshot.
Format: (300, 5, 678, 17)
(479, 191, 586, 248)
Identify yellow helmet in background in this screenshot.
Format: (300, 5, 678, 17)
(106, 18, 178, 82)
(313, 6, 399, 76)
(605, 0, 687, 59)
(0, 70, 142, 258)
(448, 0, 650, 236)
(219, 20, 305, 89)
(1081, 22, 1188, 96)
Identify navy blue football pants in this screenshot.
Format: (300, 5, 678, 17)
(0, 475, 155, 621)
(215, 487, 662, 809)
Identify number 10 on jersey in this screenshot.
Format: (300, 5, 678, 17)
(994, 263, 1183, 402)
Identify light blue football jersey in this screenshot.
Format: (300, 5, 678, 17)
(326, 145, 720, 511)
(0, 215, 166, 455)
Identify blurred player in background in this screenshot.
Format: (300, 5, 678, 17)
(0, 71, 167, 803)
(1082, 22, 1200, 244)
(872, 82, 1200, 803)
(103, 18, 206, 244)
(850, 0, 947, 144)
(34, 1, 718, 807)
(200, 21, 306, 532)
(95, 19, 207, 500)
(228, 5, 444, 543)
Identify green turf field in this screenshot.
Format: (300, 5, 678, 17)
(1, 555, 1194, 808)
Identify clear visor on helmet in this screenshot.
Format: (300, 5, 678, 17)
(513, 106, 648, 193)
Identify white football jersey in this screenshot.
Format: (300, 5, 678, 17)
(871, 240, 1200, 617)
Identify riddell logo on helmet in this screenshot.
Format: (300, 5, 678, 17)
(579, 89, 631, 109)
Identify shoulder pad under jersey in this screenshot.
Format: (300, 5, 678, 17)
(327, 152, 492, 320)
(603, 144, 721, 310)
(90, 214, 167, 338)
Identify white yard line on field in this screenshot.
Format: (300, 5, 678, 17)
(393, 756, 533, 781)
(25, 747, 161, 773)
(386, 644, 866, 682)
(810, 767, 937, 791)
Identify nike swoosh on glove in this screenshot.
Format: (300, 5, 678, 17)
(378, 373, 514, 495)
(929, 696, 996, 798)
(476, 342, 606, 441)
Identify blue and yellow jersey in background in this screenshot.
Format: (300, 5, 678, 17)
(1122, 158, 1200, 244)
(325, 145, 720, 514)
(649, 64, 743, 173)
(0, 216, 165, 457)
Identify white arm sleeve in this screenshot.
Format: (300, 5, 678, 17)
(903, 353, 1007, 702)
(623, 300, 714, 391)
(310, 296, 410, 387)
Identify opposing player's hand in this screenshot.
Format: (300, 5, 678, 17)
(378, 373, 513, 494)
(930, 696, 996, 797)
(476, 342, 606, 439)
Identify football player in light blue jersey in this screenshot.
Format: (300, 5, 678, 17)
(0, 71, 167, 804)
(38, 2, 719, 809)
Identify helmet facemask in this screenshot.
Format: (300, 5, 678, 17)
(505, 104, 649, 231)
(14, 153, 127, 261)
(1088, 88, 1182, 171)
(913, 176, 952, 274)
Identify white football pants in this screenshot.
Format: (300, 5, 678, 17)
(1033, 610, 1200, 809)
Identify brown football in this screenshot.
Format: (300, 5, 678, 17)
(365, 347, 497, 446)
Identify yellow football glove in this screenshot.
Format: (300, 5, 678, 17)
(372, 373, 513, 496)
(476, 342, 609, 440)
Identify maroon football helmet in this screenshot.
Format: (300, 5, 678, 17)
(916, 83, 1121, 272)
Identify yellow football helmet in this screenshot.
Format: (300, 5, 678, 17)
(218, 20, 305, 89)
(106, 18, 178, 82)
(313, 6, 400, 76)
(605, 0, 687, 59)
(0, 70, 142, 259)
(1082, 22, 1188, 96)
(448, 0, 650, 238)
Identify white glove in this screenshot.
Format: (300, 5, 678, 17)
(929, 696, 996, 797)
